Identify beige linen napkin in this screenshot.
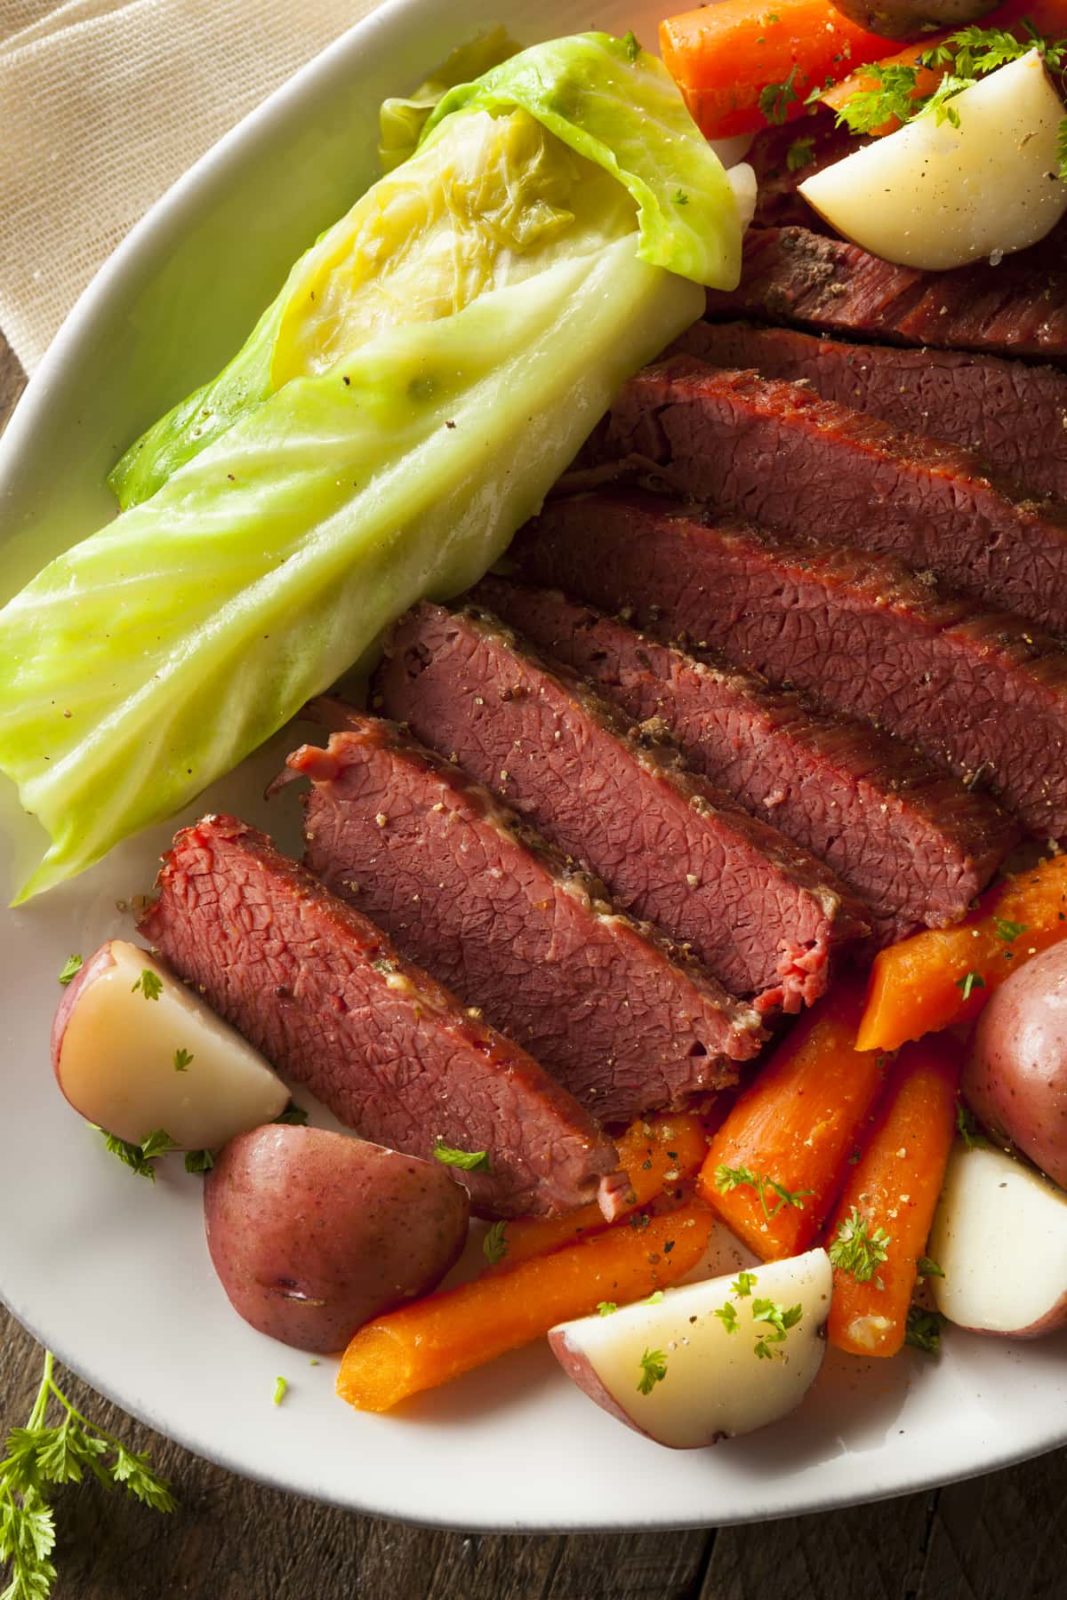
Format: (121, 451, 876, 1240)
(0, 0, 382, 371)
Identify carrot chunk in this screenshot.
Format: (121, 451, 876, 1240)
(826, 1036, 961, 1358)
(659, 0, 890, 140)
(857, 854, 1067, 1054)
(492, 1113, 707, 1269)
(698, 978, 889, 1260)
(336, 1201, 713, 1413)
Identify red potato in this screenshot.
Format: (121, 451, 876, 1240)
(205, 1125, 470, 1353)
(964, 941, 1067, 1190)
(53, 940, 289, 1149)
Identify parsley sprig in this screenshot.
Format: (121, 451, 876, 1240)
(714, 1163, 813, 1220)
(829, 1208, 892, 1285)
(759, 64, 800, 126)
(636, 1348, 668, 1395)
(433, 1140, 490, 1173)
(0, 1351, 174, 1599)
(752, 1298, 804, 1360)
(835, 23, 1067, 176)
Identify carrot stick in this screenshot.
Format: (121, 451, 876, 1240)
(820, 0, 1067, 133)
(697, 978, 890, 1261)
(490, 1113, 707, 1269)
(857, 854, 1067, 1054)
(659, 0, 890, 140)
(336, 1201, 713, 1412)
(825, 1036, 961, 1358)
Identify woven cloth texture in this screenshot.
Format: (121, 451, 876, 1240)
(0, 0, 381, 370)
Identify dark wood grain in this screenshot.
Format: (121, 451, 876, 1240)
(0, 328, 1063, 1600)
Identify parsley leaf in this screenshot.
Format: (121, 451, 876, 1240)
(274, 1103, 309, 1127)
(172, 1048, 193, 1073)
(917, 1256, 945, 1279)
(56, 956, 82, 988)
(1058, 116, 1067, 183)
(751, 1298, 804, 1359)
(905, 1306, 944, 1355)
(956, 1100, 981, 1150)
(596, 1301, 617, 1317)
(433, 1140, 490, 1172)
(714, 1163, 813, 1220)
(621, 30, 641, 63)
(836, 62, 920, 134)
(272, 1377, 289, 1407)
(674, 189, 689, 206)
(183, 1149, 215, 1175)
(758, 64, 799, 126)
(482, 1221, 508, 1267)
(829, 1207, 892, 1284)
(714, 1301, 739, 1333)
(0, 1351, 173, 1599)
(130, 968, 163, 1001)
(636, 1348, 668, 1395)
(785, 134, 816, 173)
(644, 1290, 665, 1306)
(955, 969, 986, 1001)
(993, 917, 1028, 943)
(731, 1270, 758, 1298)
(97, 1127, 177, 1181)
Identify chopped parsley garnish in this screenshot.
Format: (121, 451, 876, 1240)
(758, 64, 799, 126)
(994, 917, 1028, 943)
(636, 1348, 668, 1395)
(905, 1306, 944, 1355)
(731, 1270, 758, 1298)
(644, 1290, 665, 1306)
(955, 969, 985, 1001)
(956, 1100, 981, 1150)
(272, 1376, 289, 1407)
(621, 30, 641, 63)
(184, 1149, 215, 1175)
(917, 1256, 945, 1279)
(482, 1221, 508, 1267)
(714, 1163, 813, 1220)
(596, 1301, 617, 1317)
(785, 134, 816, 173)
(98, 1127, 177, 1181)
(752, 1298, 803, 1360)
(674, 189, 689, 206)
(131, 968, 163, 1001)
(829, 1208, 892, 1285)
(433, 1140, 490, 1172)
(714, 1301, 739, 1333)
(275, 1102, 309, 1127)
(0, 1350, 174, 1598)
(172, 1047, 193, 1073)
(57, 954, 83, 987)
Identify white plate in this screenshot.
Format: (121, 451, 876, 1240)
(0, 0, 1064, 1532)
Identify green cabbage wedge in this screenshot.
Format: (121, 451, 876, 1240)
(0, 32, 744, 901)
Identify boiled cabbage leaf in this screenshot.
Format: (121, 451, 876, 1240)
(0, 32, 739, 901)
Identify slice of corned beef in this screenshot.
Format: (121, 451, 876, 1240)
(705, 224, 1067, 360)
(288, 710, 763, 1123)
(597, 357, 1067, 635)
(137, 814, 624, 1219)
(471, 575, 1014, 946)
(374, 602, 868, 1013)
(673, 321, 1067, 504)
(512, 492, 1067, 841)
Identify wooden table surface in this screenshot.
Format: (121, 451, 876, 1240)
(1, 332, 1064, 1600)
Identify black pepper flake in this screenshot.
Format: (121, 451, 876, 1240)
(641, 1158, 653, 1171)
(662, 1239, 675, 1254)
(629, 1212, 651, 1231)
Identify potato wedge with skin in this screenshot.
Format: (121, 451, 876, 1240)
(800, 52, 1067, 270)
(829, 0, 997, 41)
(205, 1125, 470, 1353)
(53, 940, 289, 1149)
(549, 1249, 831, 1449)
(930, 1143, 1067, 1338)
(964, 940, 1067, 1189)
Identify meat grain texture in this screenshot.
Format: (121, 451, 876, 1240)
(375, 602, 868, 1013)
(290, 710, 763, 1124)
(139, 815, 625, 1219)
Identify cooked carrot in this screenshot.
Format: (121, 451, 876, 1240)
(659, 0, 890, 140)
(336, 1201, 713, 1412)
(826, 1035, 961, 1358)
(490, 1113, 707, 1269)
(857, 854, 1067, 1054)
(820, 0, 1067, 133)
(697, 978, 889, 1261)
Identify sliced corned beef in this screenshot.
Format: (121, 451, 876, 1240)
(512, 492, 1067, 842)
(705, 224, 1067, 360)
(137, 814, 624, 1219)
(597, 357, 1067, 635)
(375, 602, 868, 1013)
(288, 711, 763, 1123)
(673, 321, 1067, 504)
(472, 575, 1014, 945)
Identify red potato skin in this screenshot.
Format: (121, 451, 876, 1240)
(51, 941, 118, 1087)
(964, 943, 1067, 1190)
(547, 1329, 671, 1445)
(204, 1125, 470, 1353)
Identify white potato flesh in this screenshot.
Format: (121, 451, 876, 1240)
(54, 940, 290, 1149)
(800, 52, 1067, 271)
(549, 1249, 831, 1449)
(930, 1143, 1067, 1338)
